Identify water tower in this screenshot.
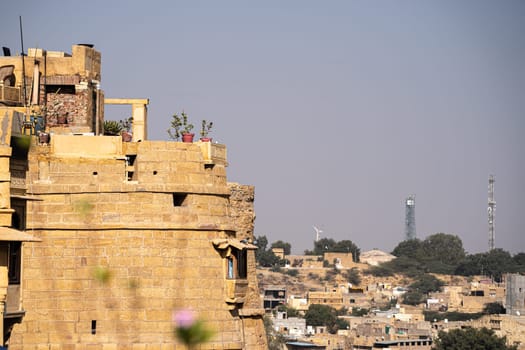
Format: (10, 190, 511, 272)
(405, 195, 416, 240)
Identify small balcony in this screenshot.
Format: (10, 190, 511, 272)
(225, 279, 249, 309)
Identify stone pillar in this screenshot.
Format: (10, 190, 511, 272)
(0, 256, 8, 347)
(104, 98, 149, 142)
(131, 102, 147, 142)
(0, 112, 14, 226)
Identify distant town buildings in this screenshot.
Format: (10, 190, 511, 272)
(260, 249, 525, 350)
(506, 273, 525, 316)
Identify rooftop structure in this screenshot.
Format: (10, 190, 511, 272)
(360, 249, 396, 266)
(506, 273, 525, 317)
(1, 45, 267, 349)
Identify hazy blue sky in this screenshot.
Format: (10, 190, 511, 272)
(2, 1, 524, 255)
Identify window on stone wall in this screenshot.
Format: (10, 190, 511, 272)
(172, 193, 187, 206)
(226, 249, 247, 279)
(227, 257, 234, 279)
(8, 242, 21, 284)
(11, 199, 26, 230)
(45, 85, 75, 95)
(236, 249, 247, 279)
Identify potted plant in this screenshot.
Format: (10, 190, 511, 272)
(103, 120, 123, 136)
(119, 117, 133, 142)
(200, 120, 213, 142)
(57, 112, 68, 125)
(168, 111, 194, 142)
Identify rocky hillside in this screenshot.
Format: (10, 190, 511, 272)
(257, 264, 409, 296)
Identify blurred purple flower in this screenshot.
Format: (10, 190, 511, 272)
(172, 308, 214, 347)
(173, 309, 196, 328)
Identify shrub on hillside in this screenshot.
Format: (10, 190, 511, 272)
(424, 310, 484, 322)
(345, 267, 361, 286)
(285, 269, 299, 277)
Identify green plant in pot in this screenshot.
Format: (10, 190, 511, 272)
(200, 120, 213, 142)
(103, 120, 123, 136)
(103, 118, 133, 141)
(168, 111, 194, 142)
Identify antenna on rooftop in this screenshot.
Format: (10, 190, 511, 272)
(488, 175, 496, 251)
(313, 226, 322, 242)
(404, 195, 416, 240)
(19, 16, 27, 106)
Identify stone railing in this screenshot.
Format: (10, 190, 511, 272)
(197, 141, 228, 166)
(225, 279, 249, 308)
(0, 84, 22, 105)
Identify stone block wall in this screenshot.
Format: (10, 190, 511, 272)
(8, 136, 266, 349)
(227, 183, 255, 241)
(11, 229, 243, 349)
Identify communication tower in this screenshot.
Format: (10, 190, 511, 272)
(404, 195, 416, 240)
(488, 175, 496, 250)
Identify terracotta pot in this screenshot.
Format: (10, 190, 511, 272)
(200, 137, 212, 142)
(121, 131, 132, 142)
(57, 115, 67, 125)
(182, 133, 194, 143)
(39, 132, 50, 144)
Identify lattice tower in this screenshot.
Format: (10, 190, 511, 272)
(488, 175, 496, 250)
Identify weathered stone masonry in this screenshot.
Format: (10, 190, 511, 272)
(5, 138, 266, 349)
(1, 44, 267, 349)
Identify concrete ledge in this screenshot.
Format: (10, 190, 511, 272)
(51, 134, 122, 157)
(238, 308, 265, 317)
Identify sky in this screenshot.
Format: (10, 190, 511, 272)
(2, 1, 524, 255)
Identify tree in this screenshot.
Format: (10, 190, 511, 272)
(392, 239, 424, 260)
(455, 254, 482, 276)
(324, 266, 340, 282)
(483, 302, 505, 315)
(421, 233, 465, 273)
(433, 327, 517, 350)
(255, 235, 268, 262)
(305, 304, 337, 330)
(385, 256, 426, 277)
(285, 269, 299, 277)
(255, 235, 280, 267)
(334, 240, 360, 262)
(402, 290, 425, 306)
(259, 250, 279, 267)
(410, 274, 444, 294)
(345, 267, 361, 286)
(271, 240, 291, 255)
(313, 238, 337, 255)
(351, 307, 369, 316)
(481, 248, 518, 281)
(402, 274, 443, 306)
(335, 318, 350, 331)
(391, 234, 466, 275)
(455, 249, 519, 282)
(263, 315, 286, 350)
(276, 305, 300, 318)
(513, 252, 525, 268)
(311, 238, 361, 262)
(364, 264, 394, 277)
